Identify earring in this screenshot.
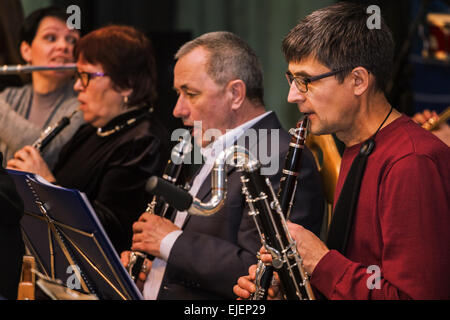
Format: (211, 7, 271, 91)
(123, 95, 129, 105)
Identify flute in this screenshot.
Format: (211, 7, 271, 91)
(0, 64, 76, 75)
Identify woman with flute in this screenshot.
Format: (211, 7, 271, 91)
(0, 6, 84, 168)
(7, 25, 169, 254)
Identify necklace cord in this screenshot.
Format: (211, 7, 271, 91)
(359, 105, 393, 156)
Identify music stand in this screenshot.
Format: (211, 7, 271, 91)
(7, 169, 143, 300)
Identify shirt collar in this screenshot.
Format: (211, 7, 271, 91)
(200, 111, 272, 164)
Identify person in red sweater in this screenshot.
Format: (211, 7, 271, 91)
(233, 2, 450, 300)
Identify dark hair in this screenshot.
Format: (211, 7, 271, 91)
(74, 25, 158, 107)
(175, 31, 264, 105)
(282, 2, 394, 93)
(19, 6, 68, 45)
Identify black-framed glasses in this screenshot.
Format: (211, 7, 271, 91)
(75, 70, 108, 88)
(285, 68, 347, 93)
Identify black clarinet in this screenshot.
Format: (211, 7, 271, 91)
(278, 117, 308, 220)
(249, 117, 313, 300)
(32, 109, 79, 152)
(127, 130, 191, 282)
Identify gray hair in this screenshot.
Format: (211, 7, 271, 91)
(175, 31, 264, 105)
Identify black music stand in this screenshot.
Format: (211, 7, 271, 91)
(7, 169, 143, 300)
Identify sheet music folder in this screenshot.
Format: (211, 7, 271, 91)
(7, 169, 143, 300)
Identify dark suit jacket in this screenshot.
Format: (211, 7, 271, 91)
(157, 112, 325, 299)
(0, 152, 25, 300)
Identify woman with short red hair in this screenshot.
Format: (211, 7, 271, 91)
(8, 25, 169, 253)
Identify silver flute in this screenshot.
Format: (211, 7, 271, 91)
(0, 64, 76, 75)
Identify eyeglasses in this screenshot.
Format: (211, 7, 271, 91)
(75, 70, 108, 88)
(285, 68, 346, 93)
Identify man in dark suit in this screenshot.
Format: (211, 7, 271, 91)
(126, 31, 325, 299)
(0, 152, 25, 299)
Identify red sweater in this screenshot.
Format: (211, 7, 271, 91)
(310, 115, 450, 299)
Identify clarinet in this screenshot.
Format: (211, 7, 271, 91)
(278, 117, 309, 220)
(32, 109, 79, 152)
(251, 117, 308, 299)
(145, 123, 313, 298)
(127, 130, 191, 282)
(246, 116, 314, 300)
